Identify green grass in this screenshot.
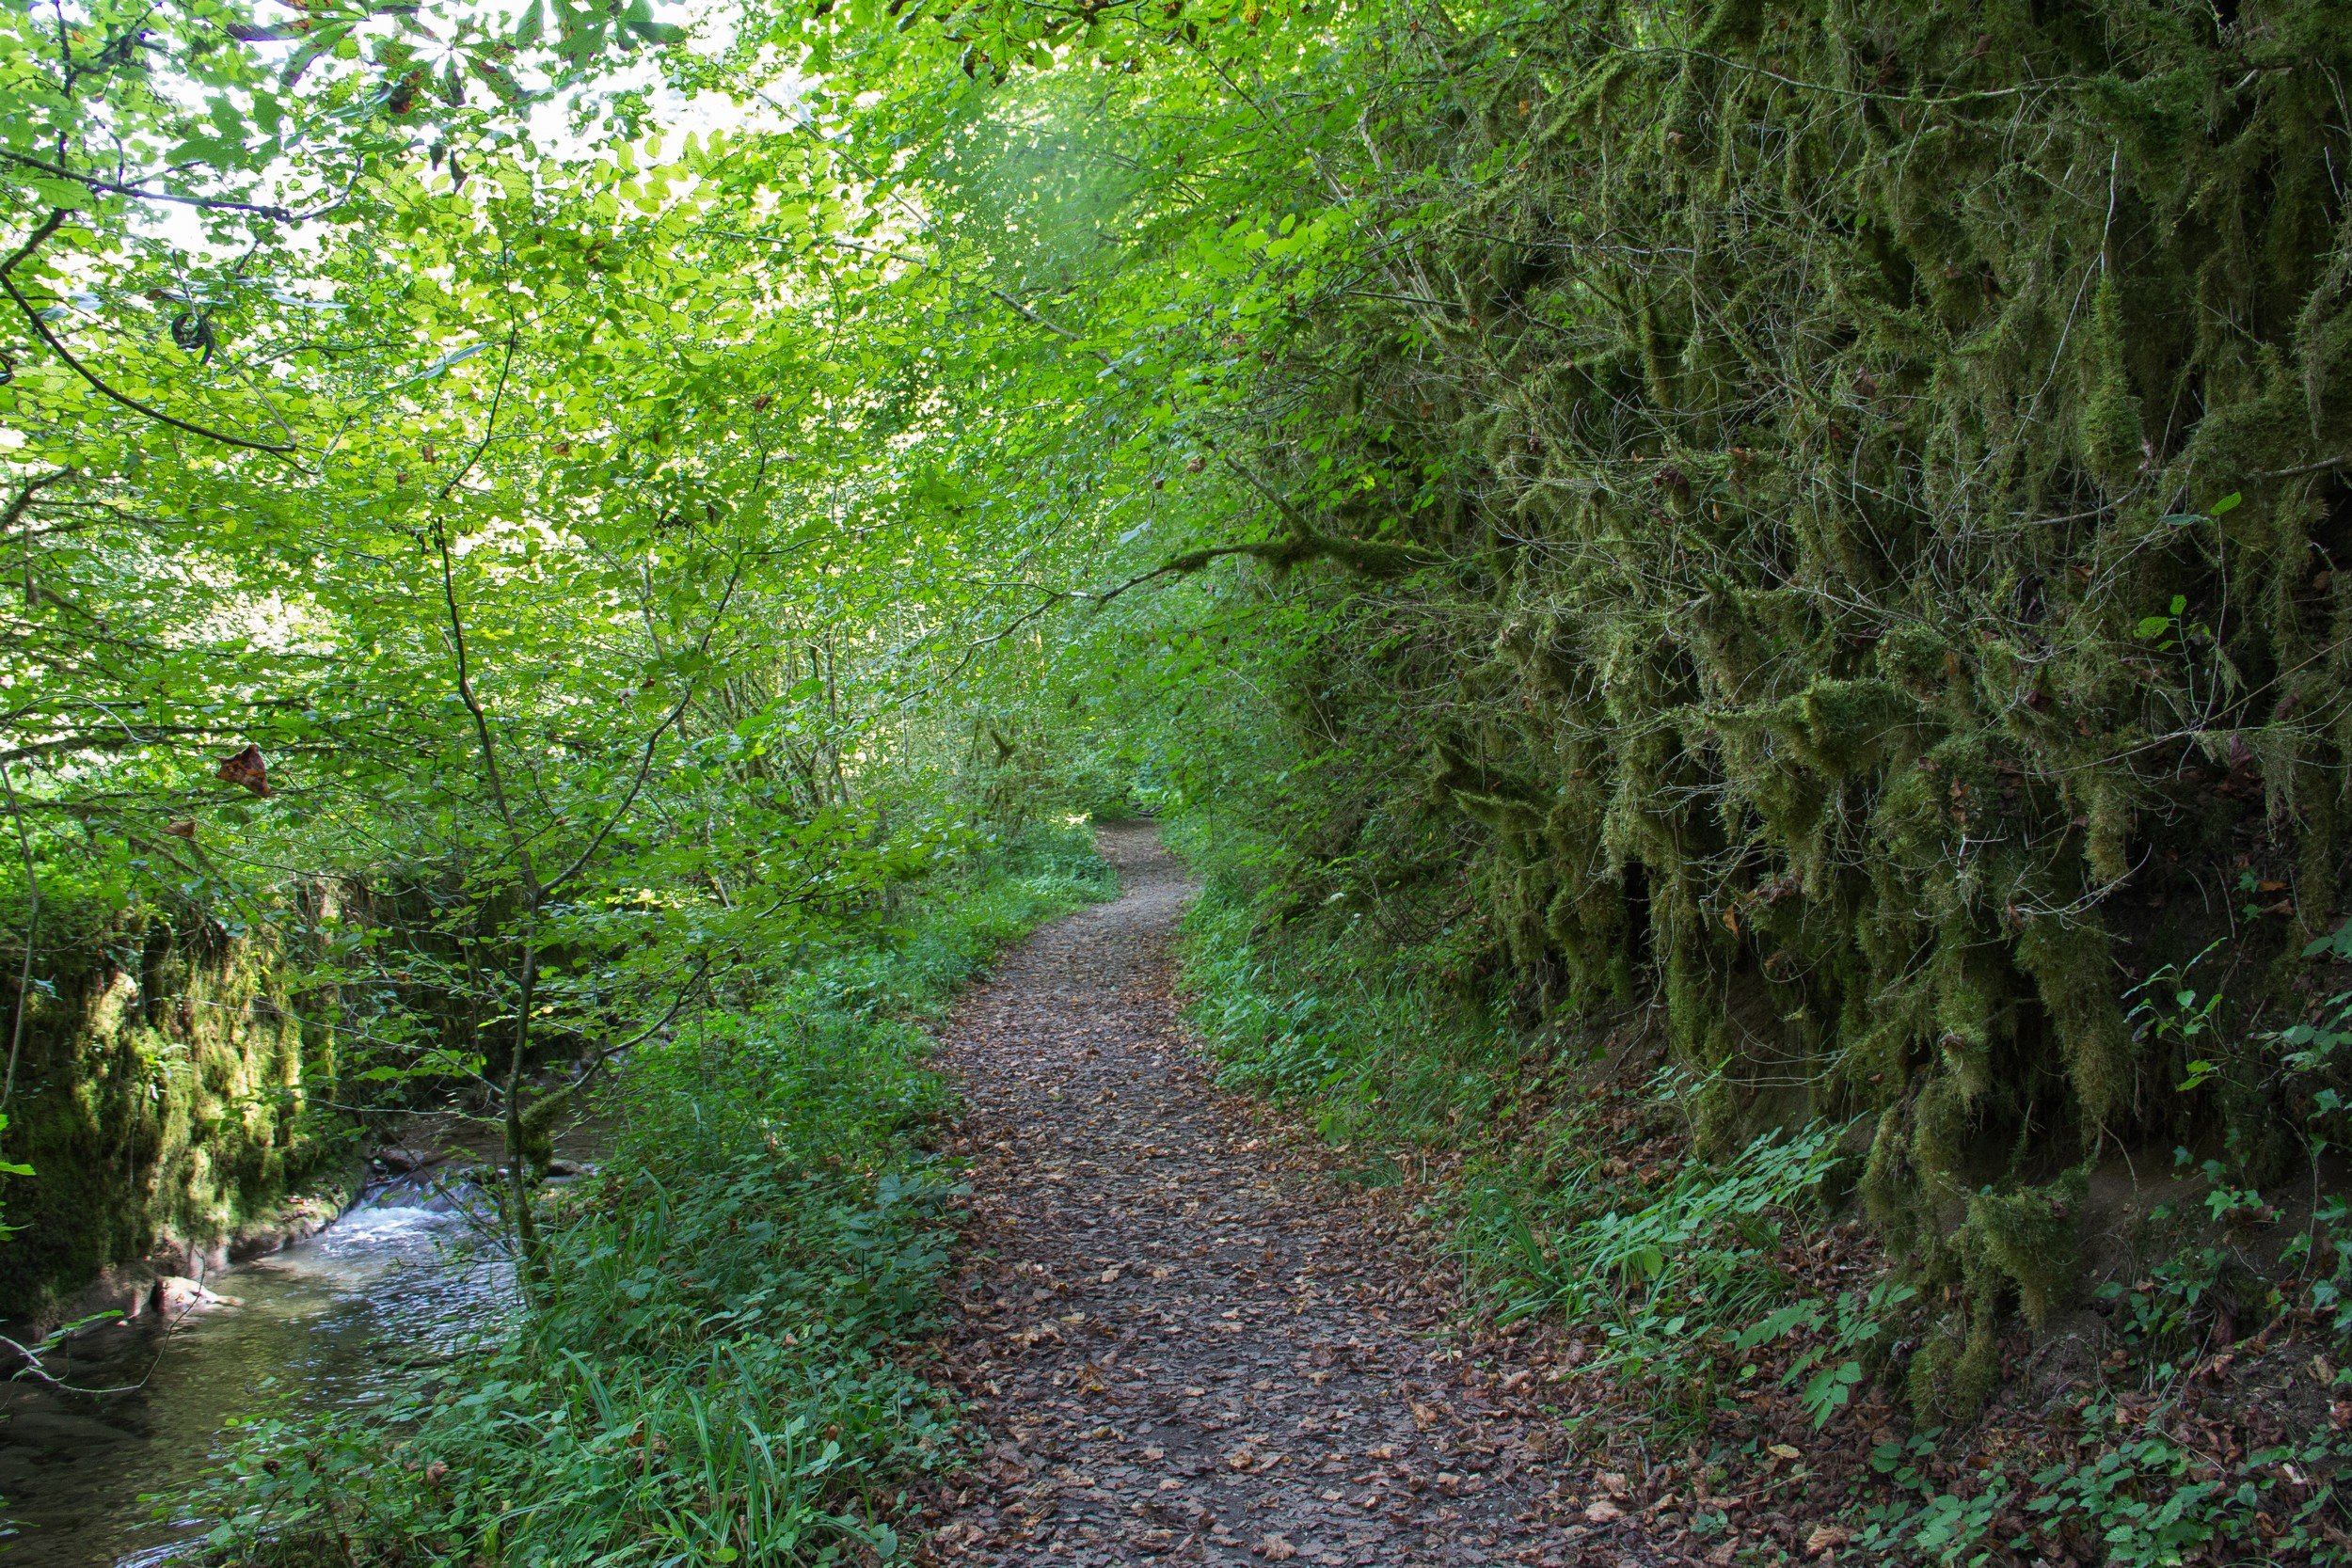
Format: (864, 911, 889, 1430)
(199, 825, 1116, 1567)
(1170, 870, 1530, 1148)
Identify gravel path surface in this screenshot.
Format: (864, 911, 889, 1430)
(920, 823, 1666, 1567)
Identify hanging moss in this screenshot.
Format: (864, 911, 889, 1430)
(1213, 0, 2352, 1374)
(2076, 273, 2147, 486)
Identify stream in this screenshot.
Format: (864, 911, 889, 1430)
(0, 1174, 516, 1566)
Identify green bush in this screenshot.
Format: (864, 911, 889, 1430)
(200, 828, 1110, 1567)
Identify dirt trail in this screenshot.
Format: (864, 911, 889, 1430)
(923, 824, 1661, 1567)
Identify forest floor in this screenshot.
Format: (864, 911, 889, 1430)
(919, 823, 1672, 1568)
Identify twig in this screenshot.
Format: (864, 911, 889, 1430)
(0, 211, 296, 454)
(2261, 453, 2352, 481)
(1, 1329, 167, 1396)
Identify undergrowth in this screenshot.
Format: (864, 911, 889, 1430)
(1171, 853, 1527, 1150)
(1174, 853, 2352, 1565)
(197, 825, 1115, 1568)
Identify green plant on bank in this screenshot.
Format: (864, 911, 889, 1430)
(1847, 1386, 2352, 1567)
(1175, 852, 2352, 1563)
(197, 828, 1111, 1568)
(1834, 1125, 2352, 1566)
(1747, 1275, 1921, 1432)
(1458, 1101, 1849, 1434)
(1171, 859, 1529, 1149)
(0, 1116, 24, 1239)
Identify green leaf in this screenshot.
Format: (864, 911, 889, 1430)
(25, 177, 87, 209)
(2209, 491, 2242, 516)
(1735, 1301, 1815, 1351)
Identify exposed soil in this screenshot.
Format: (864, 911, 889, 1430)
(921, 823, 1666, 1567)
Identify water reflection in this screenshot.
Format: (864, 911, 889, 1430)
(0, 1175, 516, 1566)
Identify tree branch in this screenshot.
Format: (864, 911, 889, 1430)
(0, 150, 362, 224)
(0, 211, 297, 454)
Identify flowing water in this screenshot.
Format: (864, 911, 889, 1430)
(0, 1176, 516, 1566)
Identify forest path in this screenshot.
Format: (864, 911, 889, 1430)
(921, 823, 1660, 1568)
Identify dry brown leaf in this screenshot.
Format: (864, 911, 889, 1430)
(214, 743, 272, 798)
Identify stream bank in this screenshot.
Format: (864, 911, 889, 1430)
(0, 1166, 515, 1567)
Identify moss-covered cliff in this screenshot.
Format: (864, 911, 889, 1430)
(1141, 0, 2352, 1417)
(0, 906, 351, 1322)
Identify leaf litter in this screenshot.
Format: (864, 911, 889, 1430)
(916, 823, 1668, 1567)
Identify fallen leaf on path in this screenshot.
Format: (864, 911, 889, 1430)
(1582, 1499, 1624, 1524)
(1255, 1536, 1296, 1560)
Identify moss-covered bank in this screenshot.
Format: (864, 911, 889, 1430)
(0, 904, 351, 1325)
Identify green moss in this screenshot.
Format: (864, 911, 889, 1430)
(1160, 0, 2352, 1395)
(2076, 273, 2147, 486)
(0, 909, 348, 1317)
(1966, 1169, 2089, 1331)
